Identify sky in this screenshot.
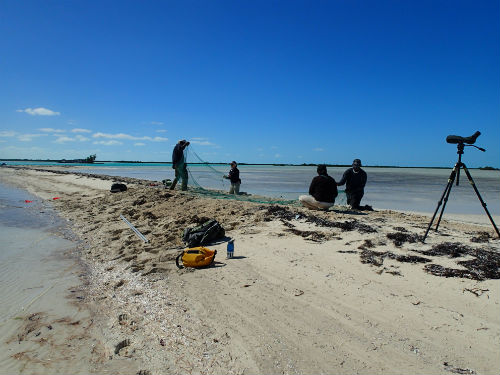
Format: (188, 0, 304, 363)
(0, 0, 499, 167)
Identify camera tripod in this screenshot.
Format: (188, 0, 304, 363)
(423, 141, 500, 242)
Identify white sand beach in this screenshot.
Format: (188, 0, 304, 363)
(1, 165, 499, 375)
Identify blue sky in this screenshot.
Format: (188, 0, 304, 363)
(0, 1, 498, 167)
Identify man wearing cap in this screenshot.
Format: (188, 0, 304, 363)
(170, 139, 190, 191)
(223, 161, 241, 194)
(299, 164, 338, 210)
(337, 159, 367, 209)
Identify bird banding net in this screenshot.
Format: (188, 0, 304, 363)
(180, 146, 346, 206)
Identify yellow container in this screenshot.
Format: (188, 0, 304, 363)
(176, 247, 217, 268)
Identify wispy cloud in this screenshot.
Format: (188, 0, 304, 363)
(151, 121, 164, 125)
(54, 135, 90, 143)
(134, 143, 146, 146)
(93, 132, 168, 142)
(190, 137, 216, 146)
(71, 128, 92, 133)
(156, 129, 167, 133)
(313, 148, 324, 152)
(39, 128, 66, 133)
(274, 153, 281, 158)
(0, 131, 17, 137)
(93, 140, 123, 146)
(18, 133, 48, 142)
(17, 107, 60, 116)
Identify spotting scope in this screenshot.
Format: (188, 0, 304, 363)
(446, 131, 481, 145)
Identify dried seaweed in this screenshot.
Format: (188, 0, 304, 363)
(285, 228, 326, 242)
(422, 242, 471, 258)
(360, 249, 430, 267)
(263, 205, 376, 233)
(387, 232, 421, 247)
(470, 232, 490, 243)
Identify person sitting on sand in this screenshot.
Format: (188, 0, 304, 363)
(299, 164, 338, 210)
(337, 158, 367, 209)
(223, 161, 241, 194)
(170, 139, 190, 191)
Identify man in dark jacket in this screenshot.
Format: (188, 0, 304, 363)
(337, 158, 367, 209)
(170, 139, 190, 191)
(223, 161, 241, 194)
(299, 165, 338, 210)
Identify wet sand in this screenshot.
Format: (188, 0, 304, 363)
(1, 165, 499, 374)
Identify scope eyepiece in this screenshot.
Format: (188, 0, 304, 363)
(446, 131, 481, 145)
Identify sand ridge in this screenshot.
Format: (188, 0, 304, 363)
(1, 166, 499, 374)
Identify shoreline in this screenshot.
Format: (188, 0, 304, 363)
(1, 166, 499, 374)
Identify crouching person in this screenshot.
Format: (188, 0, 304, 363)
(299, 164, 338, 210)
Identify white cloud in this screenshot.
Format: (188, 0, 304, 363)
(190, 138, 215, 146)
(156, 129, 167, 133)
(134, 143, 146, 146)
(17, 107, 60, 116)
(274, 153, 281, 158)
(93, 140, 123, 146)
(0, 131, 17, 137)
(151, 121, 164, 125)
(54, 136, 75, 143)
(54, 135, 90, 143)
(92, 132, 167, 142)
(39, 128, 66, 133)
(0, 140, 6, 143)
(71, 128, 92, 133)
(17, 133, 48, 142)
(313, 148, 324, 152)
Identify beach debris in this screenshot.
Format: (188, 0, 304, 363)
(443, 362, 475, 374)
(137, 371, 151, 375)
(360, 249, 431, 268)
(386, 231, 421, 247)
(358, 239, 375, 250)
(294, 289, 304, 296)
(24, 200, 33, 203)
(462, 288, 489, 297)
(421, 242, 500, 280)
(114, 339, 131, 355)
(337, 250, 357, 254)
(52, 197, 60, 200)
(470, 232, 490, 243)
(120, 214, 149, 243)
(285, 228, 326, 242)
(262, 205, 376, 233)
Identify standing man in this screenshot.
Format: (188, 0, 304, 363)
(299, 164, 338, 210)
(337, 158, 367, 209)
(223, 161, 241, 194)
(170, 139, 190, 191)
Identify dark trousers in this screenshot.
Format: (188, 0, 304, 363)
(346, 190, 364, 209)
(170, 164, 188, 191)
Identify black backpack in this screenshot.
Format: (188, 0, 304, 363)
(111, 183, 127, 193)
(182, 219, 225, 248)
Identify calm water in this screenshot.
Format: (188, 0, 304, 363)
(2, 162, 499, 215)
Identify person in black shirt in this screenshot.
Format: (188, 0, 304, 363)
(223, 161, 241, 194)
(170, 139, 190, 191)
(299, 165, 338, 210)
(337, 158, 367, 209)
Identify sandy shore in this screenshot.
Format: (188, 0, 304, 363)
(1, 165, 499, 375)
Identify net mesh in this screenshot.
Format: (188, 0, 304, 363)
(183, 146, 345, 206)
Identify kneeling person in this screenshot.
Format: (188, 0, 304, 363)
(299, 165, 338, 210)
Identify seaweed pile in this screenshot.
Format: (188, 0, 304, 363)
(360, 249, 431, 267)
(422, 242, 500, 281)
(262, 205, 376, 233)
(387, 231, 422, 247)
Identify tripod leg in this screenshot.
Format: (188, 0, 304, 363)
(435, 166, 458, 232)
(423, 165, 458, 242)
(462, 164, 500, 238)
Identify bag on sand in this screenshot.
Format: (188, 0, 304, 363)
(182, 219, 225, 248)
(110, 183, 127, 193)
(175, 247, 217, 269)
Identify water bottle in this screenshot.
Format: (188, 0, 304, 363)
(227, 240, 234, 259)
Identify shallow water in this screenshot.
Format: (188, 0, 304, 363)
(0, 183, 90, 374)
